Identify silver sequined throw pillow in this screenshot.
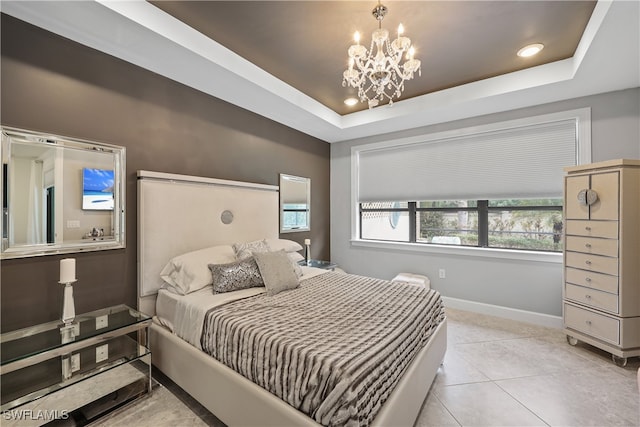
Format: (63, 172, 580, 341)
(208, 257, 264, 294)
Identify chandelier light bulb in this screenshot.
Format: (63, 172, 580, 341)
(342, 2, 422, 109)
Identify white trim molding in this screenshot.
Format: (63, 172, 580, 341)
(442, 296, 563, 329)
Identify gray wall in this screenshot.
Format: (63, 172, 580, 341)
(331, 88, 639, 317)
(0, 14, 330, 332)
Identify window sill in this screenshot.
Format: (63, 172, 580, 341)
(350, 239, 563, 264)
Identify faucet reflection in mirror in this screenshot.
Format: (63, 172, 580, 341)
(0, 126, 125, 258)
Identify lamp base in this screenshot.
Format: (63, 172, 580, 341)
(305, 243, 311, 263)
(61, 282, 75, 324)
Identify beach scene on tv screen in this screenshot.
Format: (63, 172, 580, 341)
(82, 168, 114, 210)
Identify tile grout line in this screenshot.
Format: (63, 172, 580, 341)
(492, 379, 551, 427)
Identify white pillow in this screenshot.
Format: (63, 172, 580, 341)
(287, 252, 304, 263)
(266, 238, 303, 253)
(287, 252, 304, 277)
(160, 245, 236, 295)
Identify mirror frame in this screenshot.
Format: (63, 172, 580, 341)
(279, 174, 310, 233)
(1, 127, 126, 259)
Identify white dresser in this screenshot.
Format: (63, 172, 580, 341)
(563, 159, 640, 367)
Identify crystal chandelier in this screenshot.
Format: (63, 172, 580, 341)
(342, 1, 422, 109)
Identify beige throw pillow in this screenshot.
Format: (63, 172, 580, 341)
(253, 250, 300, 296)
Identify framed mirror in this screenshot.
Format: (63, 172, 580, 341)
(279, 174, 310, 233)
(1, 127, 125, 259)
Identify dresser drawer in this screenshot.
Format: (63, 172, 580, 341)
(565, 251, 618, 276)
(565, 283, 619, 313)
(565, 236, 618, 257)
(564, 303, 620, 345)
(565, 267, 618, 294)
(565, 220, 618, 238)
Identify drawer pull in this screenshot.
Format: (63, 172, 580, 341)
(585, 243, 591, 248)
(585, 277, 592, 282)
(585, 226, 592, 231)
(586, 320, 592, 326)
(585, 260, 592, 265)
(585, 294, 592, 299)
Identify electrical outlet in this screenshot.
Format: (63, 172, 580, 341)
(96, 315, 108, 330)
(71, 353, 80, 372)
(439, 269, 446, 279)
(96, 344, 108, 363)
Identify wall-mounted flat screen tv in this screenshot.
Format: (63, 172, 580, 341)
(82, 168, 114, 210)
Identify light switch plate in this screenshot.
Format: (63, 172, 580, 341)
(96, 344, 108, 363)
(66, 220, 80, 229)
(96, 315, 108, 330)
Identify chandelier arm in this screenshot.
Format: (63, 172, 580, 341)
(389, 63, 405, 79)
(353, 57, 369, 72)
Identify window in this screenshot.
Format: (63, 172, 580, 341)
(360, 198, 563, 252)
(352, 109, 590, 256)
(281, 203, 309, 230)
(361, 202, 410, 242)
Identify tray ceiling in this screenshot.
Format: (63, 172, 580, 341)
(152, 1, 596, 115)
(2, 1, 638, 142)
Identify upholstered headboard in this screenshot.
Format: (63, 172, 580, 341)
(137, 170, 279, 315)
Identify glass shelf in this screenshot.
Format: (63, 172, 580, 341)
(299, 259, 337, 270)
(1, 336, 149, 411)
(1, 305, 149, 370)
(0, 305, 151, 414)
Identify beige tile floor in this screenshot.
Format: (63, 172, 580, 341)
(416, 308, 640, 427)
(95, 307, 640, 427)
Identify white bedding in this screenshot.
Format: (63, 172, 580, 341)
(156, 266, 330, 349)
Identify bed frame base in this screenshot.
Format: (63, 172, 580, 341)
(150, 318, 447, 426)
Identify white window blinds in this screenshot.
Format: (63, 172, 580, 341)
(357, 119, 578, 202)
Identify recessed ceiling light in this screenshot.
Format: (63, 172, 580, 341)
(517, 43, 544, 58)
(344, 97, 358, 106)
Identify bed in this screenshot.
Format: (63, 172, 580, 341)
(136, 170, 447, 426)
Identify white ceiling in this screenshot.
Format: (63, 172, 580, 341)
(1, 1, 638, 143)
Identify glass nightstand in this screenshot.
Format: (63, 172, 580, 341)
(299, 259, 338, 270)
(1, 305, 151, 424)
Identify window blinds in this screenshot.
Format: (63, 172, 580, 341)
(357, 119, 577, 202)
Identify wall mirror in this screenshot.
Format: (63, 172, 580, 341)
(1, 127, 125, 259)
(279, 174, 310, 233)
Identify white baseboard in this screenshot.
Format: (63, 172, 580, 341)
(441, 296, 563, 329)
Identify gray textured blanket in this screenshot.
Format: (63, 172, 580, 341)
(201, 272, 445, 426)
